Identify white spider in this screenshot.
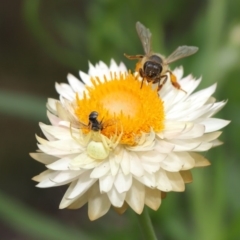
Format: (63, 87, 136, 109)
(86, 131, 122, 160)
(70, 123, 123, 160)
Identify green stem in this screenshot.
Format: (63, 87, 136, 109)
(137, 208, 158, 240)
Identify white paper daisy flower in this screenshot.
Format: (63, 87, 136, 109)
(30, 59, 229, 220)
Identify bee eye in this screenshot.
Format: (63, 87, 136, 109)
(158, 64, 162, 73)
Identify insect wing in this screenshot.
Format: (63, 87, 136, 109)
(136, 21, 152, 55)
(102, 119, 117, 129)
(78, 121, 89, 129)
(166, 46, 198, 64)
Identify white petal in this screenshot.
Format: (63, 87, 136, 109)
(177, 123, 205, 139)
(39, 138, 81, 152)
(79, 70, 92, 86)
(90, 161, 110, 178)
(127, 131, 155, 151)
(47, 157, 71, 170)
(166, 140, 201, 151)
(212, 139, 223, 147)
(59, 180, 82, 209)
(36, 178, 66, 188)
(129, 154, 144, 177)
(155, 140, 175, 153)
(39, 123, 71, 140)
(167, 132, 221, 152)
(189, 152, 211, 167)
(99, 174, 115, 193)
(166, 171, 185, 191)
(172, 66, 184, 80)
(98, 61, 108, 70)
(118, 61, 128, 72)
(109, 59, 119, 72)
(188, 83, 217, 103)
(161, 152, 195, 171)
(135, 172, 156, 188)
(156, 169, 172, 192)
(32, 169, 54, 182)
(157, 121, 194, 139)
(144, 187, 161, 210)
(68, 172, 97, 199)
(161, 154, 183, 172)
(142, 161, 161, 173)
(55, 82, 75, 101)
(67, 191, 89, 209)
(67, 73, 85, 93)
(177, 104, 214, 122)
(70, 153, 99, 169)
(120, 150, 130, 174)
(30, 153, 57, 164)
(183, 131, 222, 144)
(47, 111, 61, 126)
(47, 98, 58, 113)
(50, 170, 81, 183)
(199, 101, 227, 118)
(34, 174, 54, 185)
(37, 142, 79, 156)
(193, 142, 213, 151)
(38, 126, 57, 141)
(88, 183, 111, 220)
(36, 171, 74, 188)
(114, 172, 132, 193)
(125, 179, 145, 214)
(109, 155, 120, 176)
(177, 152, 195, 170)
(179, 76, 201, 97)
(139, 151, 167, 163)
(197, 118, 230, 132)
(107, 186, 126, 207)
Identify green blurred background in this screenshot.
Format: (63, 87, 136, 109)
(0, 0, 239, 239)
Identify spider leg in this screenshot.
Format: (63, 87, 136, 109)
(70, 123, 82, 144)
(111, 125, 123, 149)
(100, 134, 111, 151)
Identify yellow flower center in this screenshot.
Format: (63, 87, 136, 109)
(75, 72, 165, 145)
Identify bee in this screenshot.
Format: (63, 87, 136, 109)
(87, 111, 103, 131)
(78, 111, 117, 133)
(75, 111, 103, 132)
(124, 21, 199, 92)
(70, 111, 123, 161)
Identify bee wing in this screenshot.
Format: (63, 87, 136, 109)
(136, 21, 152, 55)
(78, 121, 89, 129)
(165, 46, 198, 64)
(102, 119, 117, 129)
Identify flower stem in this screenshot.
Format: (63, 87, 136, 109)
(137, 208, 158, 240)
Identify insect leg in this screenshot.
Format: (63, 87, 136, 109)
(167, 70, 187, 93)
(157, 75, 168, 91)
(139, 68, 145, 89)
(124, 54, 144, 59)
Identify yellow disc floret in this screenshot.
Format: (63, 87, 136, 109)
(75, 72, 165, 145)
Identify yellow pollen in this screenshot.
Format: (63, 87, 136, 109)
(101, 90, 139, 117)
(75, 72, 165, 145)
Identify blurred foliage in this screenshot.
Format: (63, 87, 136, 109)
(0, 0, 240, 239)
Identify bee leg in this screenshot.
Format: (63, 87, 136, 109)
(124, 54, 144, 60)
(157, 75, 168, 91)
(139, 68, 145, 89)
(167, 71, 187, 93)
